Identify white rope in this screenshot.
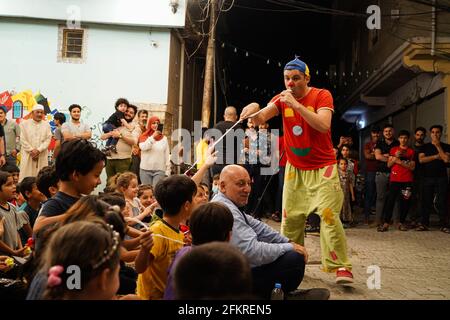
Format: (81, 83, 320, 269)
(132, 219, 185, 245)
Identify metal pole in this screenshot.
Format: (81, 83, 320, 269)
(201, 0, 217, 128)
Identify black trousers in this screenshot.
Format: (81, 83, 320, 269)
(382, 181, 412, 224)
(251, 250, 305, 299)
(422, 177, 448, 227)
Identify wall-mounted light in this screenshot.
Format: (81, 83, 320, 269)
(169, 0, 179, 14)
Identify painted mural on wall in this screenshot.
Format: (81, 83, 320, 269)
(1, 90, 108, 151)
(80, 105, 105, 148)
(0, 90, 64, 132)
(0, 89, 71, 164)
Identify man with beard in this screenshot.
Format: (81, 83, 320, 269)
(19, 104, 52, 181)
(418, 125, 450, 233)
(409, 127, 426, 227)
(61, 104, 92, 141)
(374, 124, 399, 227)
(240, 57, 353, 285)
(363, 126, 380, 224)
(101, 105, 140, 180)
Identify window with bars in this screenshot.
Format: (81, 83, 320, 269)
(62, 29, 84, 59)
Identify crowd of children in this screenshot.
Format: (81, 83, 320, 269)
(0, 131, 256, 300)
(2, 95, 449, 301)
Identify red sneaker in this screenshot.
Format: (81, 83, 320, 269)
(336, 268, 354, 284)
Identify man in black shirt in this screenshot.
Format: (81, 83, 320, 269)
(418, 125, 450, 232)
(374, 124, 399, 226)
(409, 127, 426, 227)
(211, 106, 244, 176)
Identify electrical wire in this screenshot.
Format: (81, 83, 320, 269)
(395, 21, 450, 36)
(221, 0, 235, 12)
(234, 3, 307, 12)
(405, 0, 450, 11)
(226, 0, 448, 18)
(264, 0, 366, 17)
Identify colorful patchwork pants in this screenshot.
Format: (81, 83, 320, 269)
(281, 162, 352, 272)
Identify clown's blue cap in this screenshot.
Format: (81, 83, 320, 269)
(284, 56, 310, 77)
(0, 106, 7, 113)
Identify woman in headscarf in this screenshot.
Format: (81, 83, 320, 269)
(138, 116, 171, 187)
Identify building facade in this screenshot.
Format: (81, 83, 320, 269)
(332, 0, 450, 154)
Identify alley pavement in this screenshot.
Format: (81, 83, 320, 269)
(264, 219, 450, 300)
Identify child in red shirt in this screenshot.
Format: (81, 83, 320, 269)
(378, 130, 415, 232)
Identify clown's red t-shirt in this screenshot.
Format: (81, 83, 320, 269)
(389, 146, 414, 182)
(272, 87, 336, 170)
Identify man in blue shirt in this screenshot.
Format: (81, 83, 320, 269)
(213, 164, 329, 300)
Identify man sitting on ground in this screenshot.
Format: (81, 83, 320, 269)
(213, 164, 330, 300)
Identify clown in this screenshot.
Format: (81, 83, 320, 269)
(240, 56, 353, 284)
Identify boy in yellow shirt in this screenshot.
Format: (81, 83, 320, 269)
(135, 175, 197, 300)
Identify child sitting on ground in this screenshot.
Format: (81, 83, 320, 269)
(40, 220, 122, 300)
(36, 165, 60, 199)
(0, 171, 27, 258)
(2, 164, 25, 209)
(174, 242, 252, 300)
(134, 175, 197, 300)
(33, 139, 106, 233)
(115, 172, 152, 229)
(164, 202, 234, 299)
(137, 184, 158, 223)
(137, 184, 155, 209)
(17, 177, 47, 229)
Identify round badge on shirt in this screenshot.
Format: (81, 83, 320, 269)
(293, 125, 303, 136)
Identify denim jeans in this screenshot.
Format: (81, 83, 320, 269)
(140, 169, 166, 188)
(102, 123, 118, 146)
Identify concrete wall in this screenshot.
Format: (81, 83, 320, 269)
(0, 18, 172, 145)
(362, 73, 445, 127)
(0, 0, 187, 28)
(333, 0, 450, 100)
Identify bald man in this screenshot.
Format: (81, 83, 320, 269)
(211, 107, 245, 176)
(224, 106, 238, 122)
(212, 165, 329, 300)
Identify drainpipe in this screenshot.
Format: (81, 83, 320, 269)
(178, 42, 185, 132)
(431, 0, 436, 56)
(213, 45, 217, 125)
(175, 29, 185, 173)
